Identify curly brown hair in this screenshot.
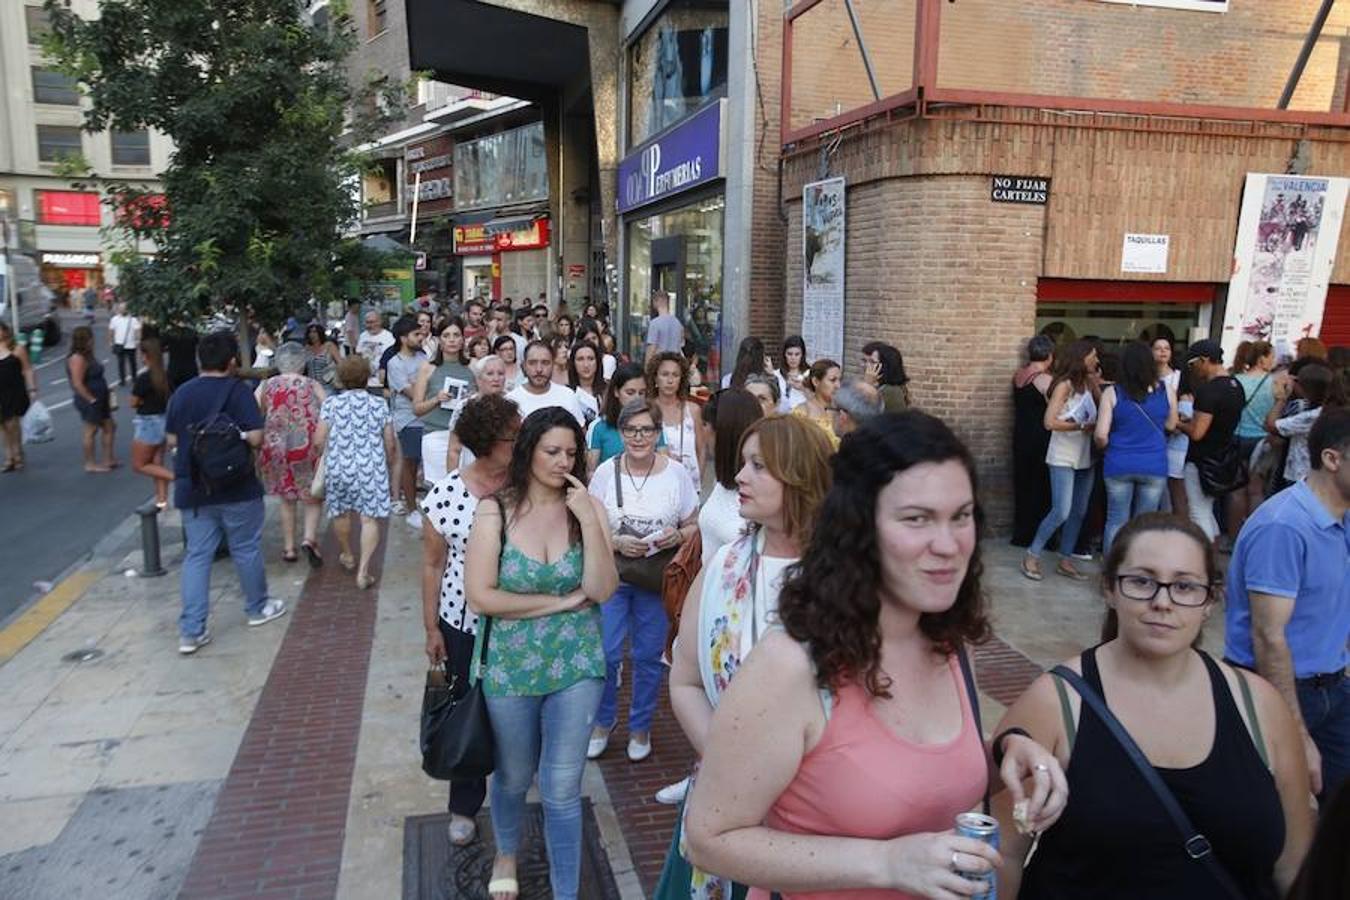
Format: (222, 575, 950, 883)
(646, 351, 690, 400)
(776, 411, 991, 698)
(453, 393, 520, 458)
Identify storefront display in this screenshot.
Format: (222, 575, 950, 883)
(452, 218, 551, 303)
(1035, 280, 1218, 350)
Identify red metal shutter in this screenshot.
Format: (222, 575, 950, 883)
(1320, 285, 1350, 348)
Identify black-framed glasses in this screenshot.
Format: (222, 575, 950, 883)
(1115, 574, 1215, 608)
(621, 426, 659, 438)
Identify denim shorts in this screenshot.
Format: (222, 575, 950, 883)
(398, 425, 424, 461)
(133, 413, 167, 445)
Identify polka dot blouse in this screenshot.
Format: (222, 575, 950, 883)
(420, 471, 482, 634)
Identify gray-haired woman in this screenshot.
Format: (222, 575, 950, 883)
(256, 342, 327, 565)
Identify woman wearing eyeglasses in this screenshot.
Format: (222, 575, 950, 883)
(586, 397, 699, 763)
(991, 512, 1313, 899)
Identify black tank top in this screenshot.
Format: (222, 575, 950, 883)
(1020, 647, 1284, 900)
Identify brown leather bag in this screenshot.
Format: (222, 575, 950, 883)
(661, 527, 702, 655)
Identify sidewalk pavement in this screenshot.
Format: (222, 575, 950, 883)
(0, 501, 1223, 899)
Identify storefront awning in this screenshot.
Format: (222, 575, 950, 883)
(484, 215, 539, 236)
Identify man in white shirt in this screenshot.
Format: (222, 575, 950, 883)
(507, 340, 585, 425)
(108, 302, 141, 386)
(354, 310, 395, 389)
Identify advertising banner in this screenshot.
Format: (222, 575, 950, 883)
(802, 177, 846, 363)
(1221, 173, 1349, 361)
(617, 100, 724, 215)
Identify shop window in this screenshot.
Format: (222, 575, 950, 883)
(362, 157, 399, 218)
(25, 6, 51, 44)
(36, 125, 83, 163)
(32, 67, 80, 105)
(625, 193, 725, 380)
(453, 122, 548, 210)
(36, 190, 102, 226)
(111, 130, 151, 166)
(628, 1, 729, 147)
(1035, 302, 1199, 350)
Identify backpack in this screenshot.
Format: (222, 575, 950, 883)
(188, 380, 254, 499)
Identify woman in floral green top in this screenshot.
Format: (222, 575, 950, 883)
(465, 406, 618, 900)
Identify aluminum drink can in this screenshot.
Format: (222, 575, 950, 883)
(954, 812, 999, 900)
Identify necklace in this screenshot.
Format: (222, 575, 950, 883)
(623, 455, 656, 495)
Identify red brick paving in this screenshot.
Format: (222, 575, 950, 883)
(177, 525, 387, 900)
(594, 635, 1048, 894)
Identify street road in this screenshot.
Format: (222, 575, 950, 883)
(0, 308, 157, 622)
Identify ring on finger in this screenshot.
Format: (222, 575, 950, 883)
(950, 851, 960, 872)
(1034, 763, 1050, 772)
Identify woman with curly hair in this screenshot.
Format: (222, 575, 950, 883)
(649, 350, 705, 485)
(685, 412, 1068, 899)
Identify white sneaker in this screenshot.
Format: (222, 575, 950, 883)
(406, 510, 423, 530)
(179, 630, 212, 655)
(627, 735, 652, 762)
(247, 599, 288, 627)
(391, 499, 409, 516)
(587, 728, 611, 760)
(655, 777, 689, 805)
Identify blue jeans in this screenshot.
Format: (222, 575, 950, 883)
(596, 583, 667, 734)
(486, 677, 604, 900)
(1298, 674, 1350, 800)
(179, 498, 269, 639)
(1028, 465, 1094, 559)
(1103, 474, 1167, 552)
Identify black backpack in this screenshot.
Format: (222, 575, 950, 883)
(188, 380, 253, 498)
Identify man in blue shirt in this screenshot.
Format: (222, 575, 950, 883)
(165, 331, 286, 654)
(1225, 406, 1350, 799)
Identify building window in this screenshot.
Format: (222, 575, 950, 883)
(111, 130, 151, 166)
(367, 0, 387, 36)
(36, 190, 102, 226)
(627, 0, 729, 147)
(36, 125, 83, 163)
(25, 5, 52, 44)
(32, 67, 80, 105)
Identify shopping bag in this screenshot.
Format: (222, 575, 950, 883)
(21, 401, 54, 444)
(419, 620, 496, 781)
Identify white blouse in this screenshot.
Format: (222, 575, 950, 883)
(698, 482, 746, 563)
(420, 471, 482, 634)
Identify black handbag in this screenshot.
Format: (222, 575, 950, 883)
(1195, 376, 1254, 497)
(420, 499, 504, 781)
(612, 454, 678, 593)
(420, 617, 495, 780)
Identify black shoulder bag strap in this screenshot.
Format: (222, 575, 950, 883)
(1050, 665, 1245, 900)
(957, 645, 991, 815)
(473, 498, 510, 683)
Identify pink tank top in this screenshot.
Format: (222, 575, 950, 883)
(749, 655, 988, 900)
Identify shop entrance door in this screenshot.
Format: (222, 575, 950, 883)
(651, 236, 685, 316)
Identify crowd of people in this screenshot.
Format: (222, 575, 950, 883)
(5, 286, 1348, 900)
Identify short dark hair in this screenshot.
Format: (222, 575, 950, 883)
(712, 388, 764, 489)
(391, 315, 419, 341)
(532, 304, 548, 317)
(522, 339, 552, 362)
(1309, 406, 1350, 471)
(197, 331, 239, 372)
(1026, 335, 1054, 363)
(454, 393, 520, 458)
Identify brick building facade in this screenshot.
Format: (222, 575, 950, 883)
(781, 0, 1350, 531)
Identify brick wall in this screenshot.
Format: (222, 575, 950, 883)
(746, 0, 788, 345)
(786, 0, 1350, 117)
(786, 175, 1043, 530)
(937, 0, 1350, 112)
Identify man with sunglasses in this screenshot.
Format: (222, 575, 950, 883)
(1224, 407, 1350, 800)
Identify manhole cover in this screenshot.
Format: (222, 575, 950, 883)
(403, 800, 620, 899)
(61, 648, 105, 664)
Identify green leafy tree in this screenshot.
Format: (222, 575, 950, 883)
(43, 0, 407, 359)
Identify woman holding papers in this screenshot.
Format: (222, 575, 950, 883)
(1023, 339, 1100, 582)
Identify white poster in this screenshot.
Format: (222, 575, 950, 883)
(1121, 233, 1170, 274)
(802, 177, 846, 363)
(1096, 0, 1227, 12)
(1222, 173, 1349, 361)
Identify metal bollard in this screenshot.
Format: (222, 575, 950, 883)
(136, 500, 167, 577)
